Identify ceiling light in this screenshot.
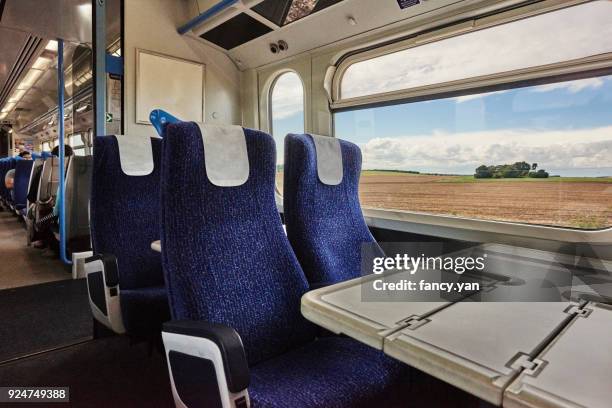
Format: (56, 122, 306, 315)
(76, 104, 88, 113)
(45, 40, 58, 52)
(8, 129, 13, 134)
(19, 69, 44, 89)
(1, 102, 16, 113)
(9, 89, 26, 103)
(32, 56, 52, 70)
(48, 119, 54, 126)
(0, 112, 7, 120)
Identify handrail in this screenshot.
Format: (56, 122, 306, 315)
(57, 38, 71, 265)
(149, 109, 181, 137)
(177, 0, 239, 35)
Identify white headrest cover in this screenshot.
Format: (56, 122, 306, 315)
(198, 124, 249, 187)
(309, 134, 343, 185)
(114, 134, 154, 176)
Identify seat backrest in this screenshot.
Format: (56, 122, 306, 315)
(283, 133, 379, 285)
(1, 158, 16, 201)
(37, 157, 67, 203)
(64, 155, 93, 242)
(161, 122, 315, 365)
(0, 160, 9, 201)
(90, 135, 164, 290)
(13, 160, 34, 208)
(27, 158, 45, 206)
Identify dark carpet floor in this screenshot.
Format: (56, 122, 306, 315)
(0, 279, 92, 362)
(0, 335, 495, 408)
(0, 336, 174, 407)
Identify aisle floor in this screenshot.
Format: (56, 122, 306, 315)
(0, 210, 70, 290)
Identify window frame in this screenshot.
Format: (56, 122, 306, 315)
(329, 0, 612, 242)
(268, 69, 306, 138)
(331, 0, 612, 110)
(265, 69, 307, 198)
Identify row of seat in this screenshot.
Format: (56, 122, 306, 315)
(85, 125, 400, 408)
(0, 152, 92, 255)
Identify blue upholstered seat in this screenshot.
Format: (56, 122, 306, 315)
(13, 159, 34, 211)
(249, 336, 405, 408)
(90, 135, 170, 336)
(161, 123, 406, 406)
(283, 134, 380, 285)
(0, 159, 11, 203)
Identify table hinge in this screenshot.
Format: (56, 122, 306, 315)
(399, 315, 430, 330)
(564, 304, 593, 318)
(507, 352, 547, 377)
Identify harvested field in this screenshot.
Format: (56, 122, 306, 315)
(277, 171, 612, 229)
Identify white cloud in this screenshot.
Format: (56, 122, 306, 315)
(271, 72, 304, 120)
(531, 77, 605, 94)
(341, 2, 612, 99)
(360, 126, 612, 174)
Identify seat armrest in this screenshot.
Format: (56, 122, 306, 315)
(84, 254, 125, 334)
(162, 320, 250, 408)
(85, 254, 119, 286)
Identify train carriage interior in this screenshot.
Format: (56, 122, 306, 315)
(0, 0, 611, 407)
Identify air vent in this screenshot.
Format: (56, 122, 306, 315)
(0, 35, 43, 109)
(0, 0, 6, 23)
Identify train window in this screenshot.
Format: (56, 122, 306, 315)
(335, 74, 612, 229)
(340, 1, 612, 100)
(270, 71, 305, 193)
(42, 142, 50, 151)
(68, 134, 83, 148)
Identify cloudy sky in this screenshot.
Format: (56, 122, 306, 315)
(341, 1, 612, 99)
(336, 76, 612, 176)
(270, 71, 305, 165)
(270, 1, 612, 175)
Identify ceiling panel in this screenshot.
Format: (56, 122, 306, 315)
(0, 0, 92, 44)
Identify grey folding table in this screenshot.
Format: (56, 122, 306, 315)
(301, 244, 612, 407)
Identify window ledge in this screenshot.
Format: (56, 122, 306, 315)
(362, 207, 612, 244)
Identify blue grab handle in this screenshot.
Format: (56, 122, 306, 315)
(150, 109, 181, 137)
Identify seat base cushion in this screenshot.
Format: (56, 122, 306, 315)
(120, 285, 170, 337)
(249, 336, 407, 408)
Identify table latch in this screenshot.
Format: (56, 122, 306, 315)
(399, 315, 430, 330)
(507, 352, 548, 377)
(564, 304, 593, 318)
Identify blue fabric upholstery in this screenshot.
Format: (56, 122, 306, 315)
(161, 123, 407, 405)
(0, 159, 10, 202)
(90, 136, 169, 335)
(161, 123, 315, 364)
(250, 337, 405, 408)
(283, 134, 380, 285)
(13, 160, 34, 210)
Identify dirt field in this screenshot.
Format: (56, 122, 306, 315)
(277, 171, 612, 229)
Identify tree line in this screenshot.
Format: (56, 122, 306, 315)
(474, 161, 549, 178)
